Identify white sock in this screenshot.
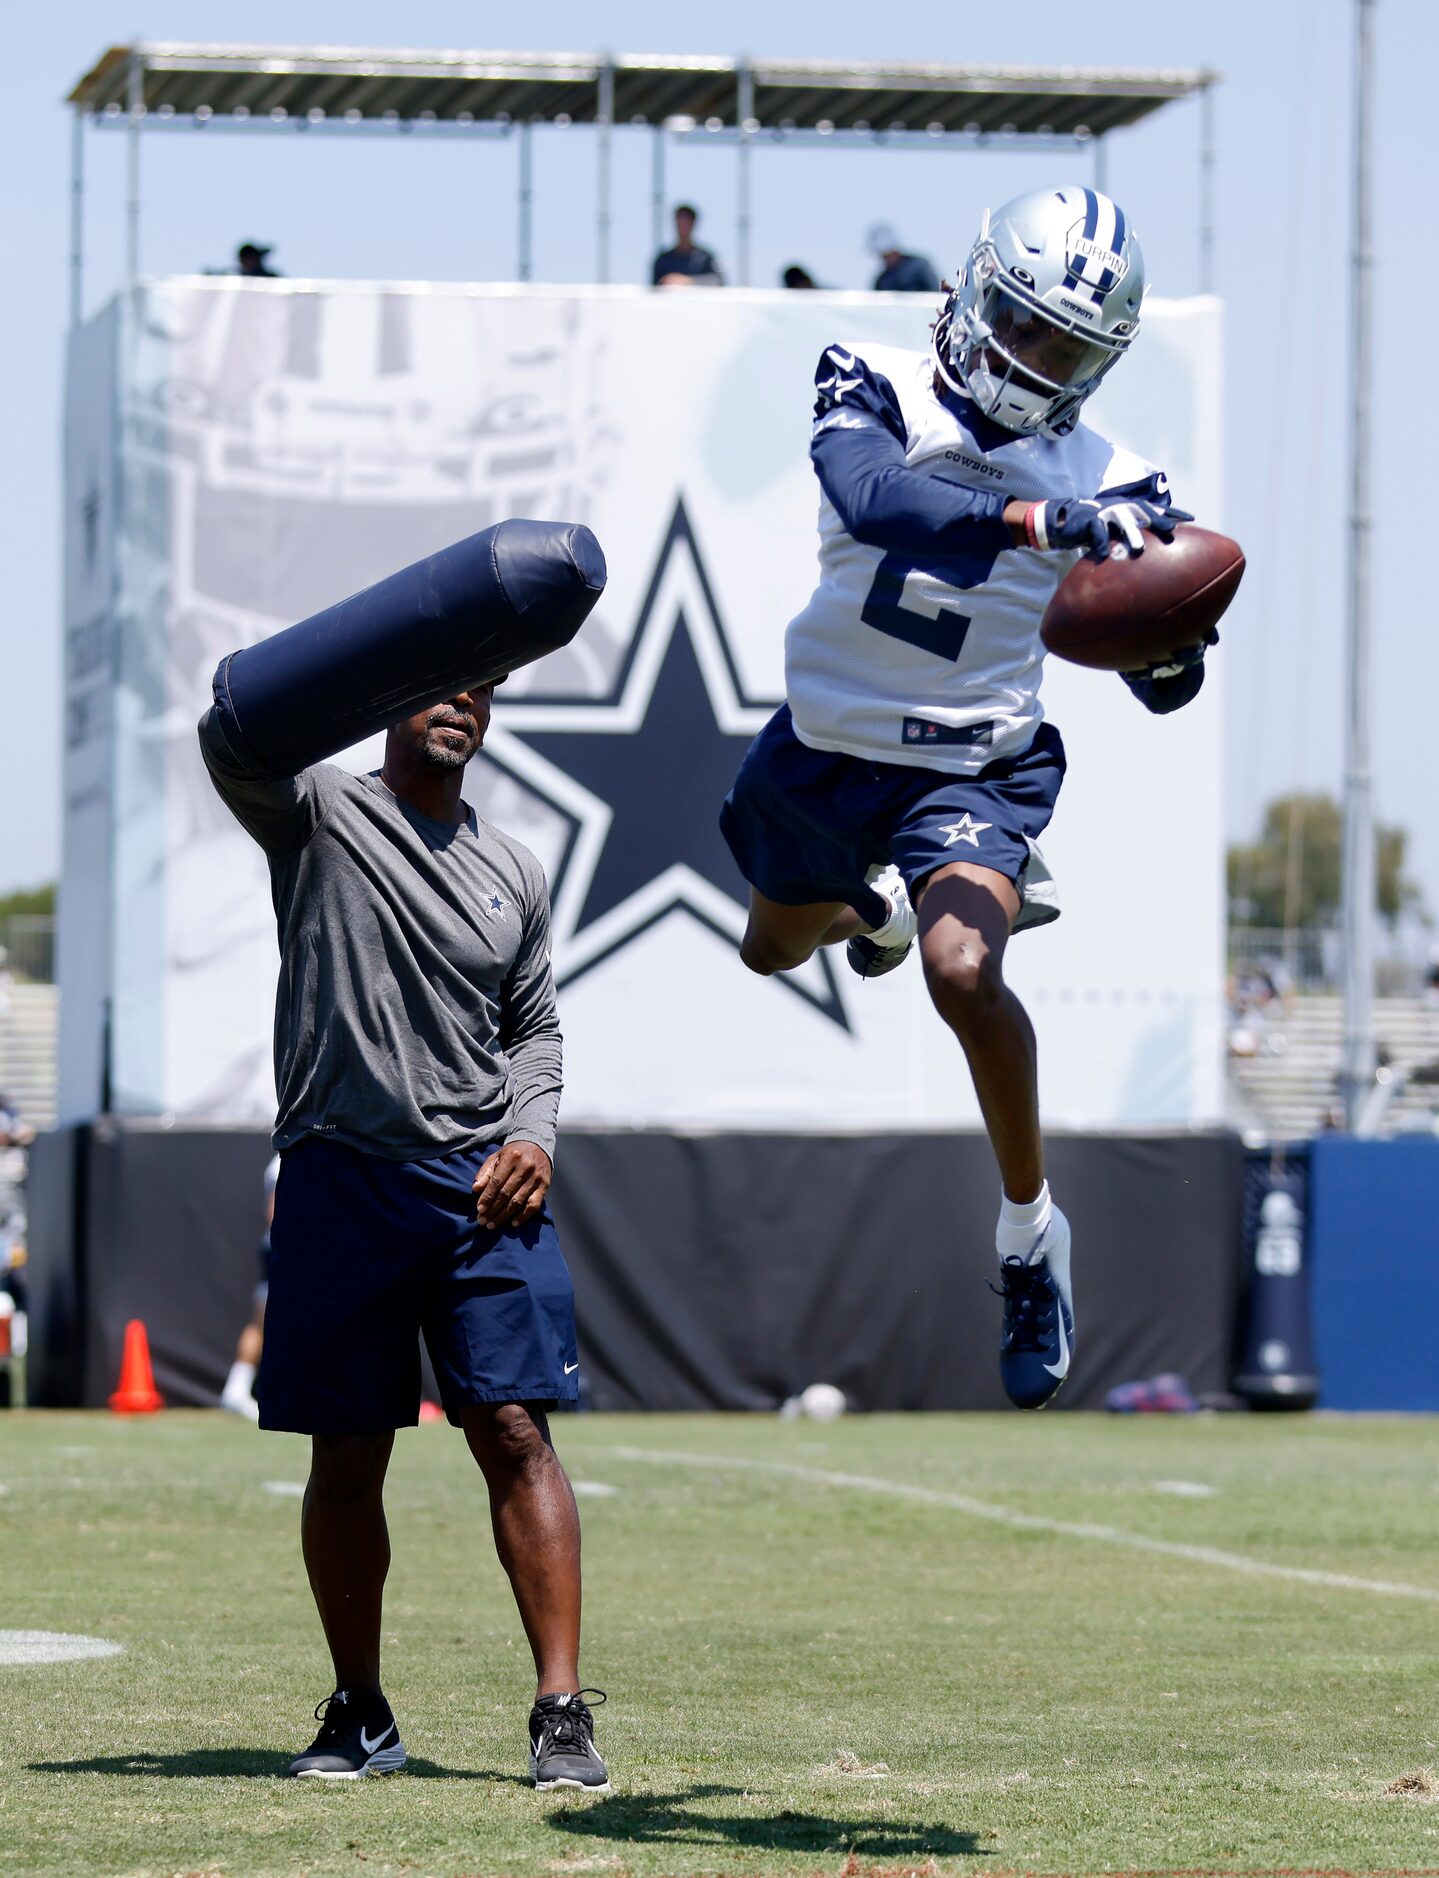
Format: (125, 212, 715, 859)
(867, 872, 911, 946)
(222, 1359, 256, 1404)
(996, 1182, 1052, 1263)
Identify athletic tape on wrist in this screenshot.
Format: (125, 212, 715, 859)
(1025, 503, 1048, 552)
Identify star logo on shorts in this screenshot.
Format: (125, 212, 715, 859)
(939, 813, 992, 848)
(487, 892, 506, 915)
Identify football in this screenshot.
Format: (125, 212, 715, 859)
(1040, 524, 1246, 671)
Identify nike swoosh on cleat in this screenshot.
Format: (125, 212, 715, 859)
(360, 1724, 395, 1753)
(1042, 1309, 1070, 1380)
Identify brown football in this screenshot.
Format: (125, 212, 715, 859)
(1040, 524, 1245, 672)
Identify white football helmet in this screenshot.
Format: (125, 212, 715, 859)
(934, 185, 1146, 437)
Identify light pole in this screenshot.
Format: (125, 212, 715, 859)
(1339, 0, 1378, 1131)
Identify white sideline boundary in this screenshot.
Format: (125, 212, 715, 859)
(608, 1446, 1439, 1604)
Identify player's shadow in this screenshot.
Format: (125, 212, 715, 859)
(26, 1750, 517, 1783)
(544, 1782, 984, 1858)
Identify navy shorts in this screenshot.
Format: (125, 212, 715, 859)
(721, 705, 1066, 918)
(258, 1137, 578, 1436)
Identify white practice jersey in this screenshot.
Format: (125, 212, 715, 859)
(784, 341, 1171, 774)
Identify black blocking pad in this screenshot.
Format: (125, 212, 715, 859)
(209, 518, 606, 779)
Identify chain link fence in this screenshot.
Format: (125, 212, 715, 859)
(0, 917, 54, 985)
(1228, 925, 1430, 998)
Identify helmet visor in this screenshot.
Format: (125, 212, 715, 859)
(978, 281, 1118, 392)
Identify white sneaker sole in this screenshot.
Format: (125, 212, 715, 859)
(293, 1743, 407, 1779)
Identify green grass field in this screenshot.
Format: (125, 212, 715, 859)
(4, 1410, 1439, 1878)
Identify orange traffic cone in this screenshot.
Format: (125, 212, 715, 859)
(109, 1319, 163, 1414)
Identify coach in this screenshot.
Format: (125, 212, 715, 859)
(198, 678, 609, 1792)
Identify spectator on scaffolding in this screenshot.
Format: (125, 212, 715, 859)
(652, 205, 723, 287)
(867, 224, 940, 293)
(234, 242, 281, 279)
(782, 264, 819, 289)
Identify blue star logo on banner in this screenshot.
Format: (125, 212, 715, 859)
(480, 500, 848, 1028)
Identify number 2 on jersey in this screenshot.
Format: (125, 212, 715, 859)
(859, 541, 1006, 662)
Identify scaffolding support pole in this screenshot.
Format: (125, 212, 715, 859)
(69, 109, 85, 328)
(651, 125, 666, 260)
(125, 54, 142, 278)
(736, 63, 755, 286)
(1199, 80, 1216, 293)
(596, 59, 614, 284)
(518, 120, 533, 281)
(1340, 0, 1378, 1131)
(1092, 132, 1108, 195)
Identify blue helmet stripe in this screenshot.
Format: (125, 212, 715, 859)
(1094, 196, 1126, 297)
(1062, 187, 1102, 293)
(1086, 192, 1121, 303)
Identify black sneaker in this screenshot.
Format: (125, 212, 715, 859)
(287, 1688, 406, 1779)
(529, 1689, 610, 1791)
(993, 1209, 1074, 1411)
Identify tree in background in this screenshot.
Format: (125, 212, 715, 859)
(0, 882, 56, 984)
(1227, 793, 1422, 930)
(0, 883, 55, 925)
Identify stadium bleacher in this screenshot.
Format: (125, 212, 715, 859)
(1228, 992, 1439, 1140)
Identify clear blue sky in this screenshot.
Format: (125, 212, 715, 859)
(5, 0, 1435, 916)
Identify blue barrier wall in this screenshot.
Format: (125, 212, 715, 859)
(1311, 1137, 1439, 1410)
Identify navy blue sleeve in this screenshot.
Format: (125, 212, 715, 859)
(809, 346, 1010, 557)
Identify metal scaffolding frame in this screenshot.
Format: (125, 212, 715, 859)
(65, 41, 1218, 315)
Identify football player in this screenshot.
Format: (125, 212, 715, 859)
(721, 186, 1211, 1410)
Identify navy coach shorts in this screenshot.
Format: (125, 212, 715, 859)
(721, 704, 1066, 919)
(258, 1137, 579, 1436)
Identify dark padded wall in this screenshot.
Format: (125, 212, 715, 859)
(26, 1122, 1242, 1411)
(1311, 1136, 1439, 1411)
(23, 1126, 84, 1406)
(29, 1122, 273, 1408)
(554, 1130, 1243, 1411)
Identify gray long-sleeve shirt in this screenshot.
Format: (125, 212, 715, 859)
(198, 709, 562, 1161)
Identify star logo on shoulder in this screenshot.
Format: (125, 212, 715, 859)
(817, 346, 863, 409)
(487, 891, 506, 915)
(939, 813, 992, 848)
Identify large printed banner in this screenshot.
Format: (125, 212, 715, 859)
(61, 279, 1224, 1130)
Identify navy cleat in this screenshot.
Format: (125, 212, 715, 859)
(287, 1688, 406, 1779)
(994, 1208, 1074, 1410)
(530, 1689, 611, 1791)
(846, 866, 917, 979)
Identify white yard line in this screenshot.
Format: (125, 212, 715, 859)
(0, 1630, 124, 1666)
(608, 1445, 1439, 1604)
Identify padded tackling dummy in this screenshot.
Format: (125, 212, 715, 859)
(210, 518, 606, 779)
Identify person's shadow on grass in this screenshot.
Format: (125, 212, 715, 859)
(542, 1782, 984, 1858)
(27, 1759, 984, 1855)
(26, 1750, 523, 1783)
